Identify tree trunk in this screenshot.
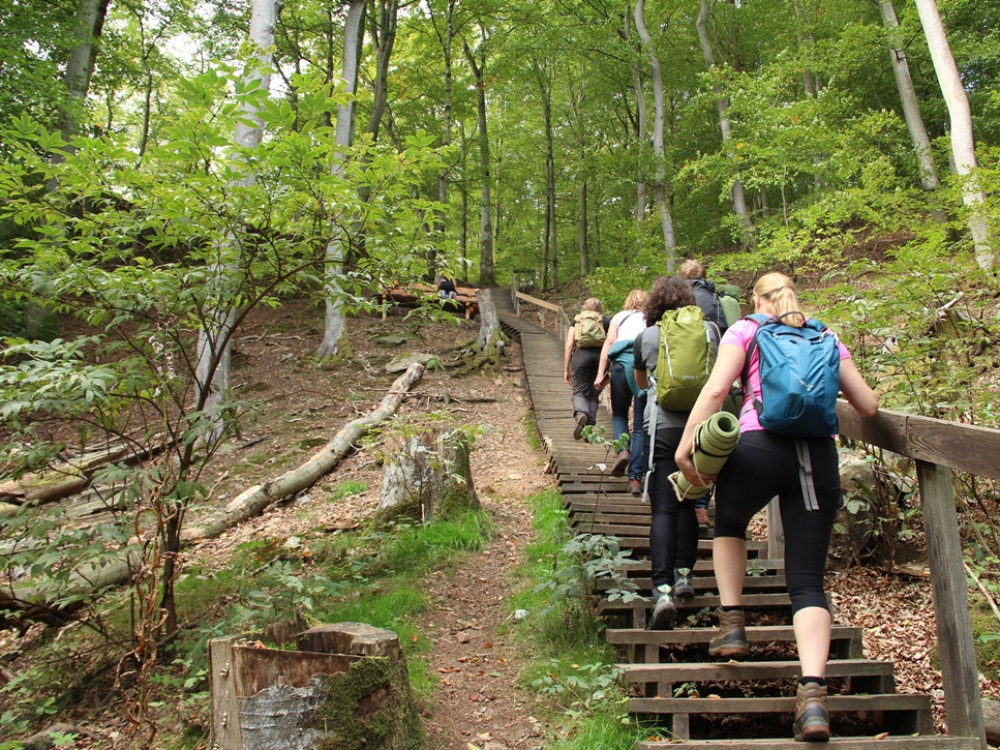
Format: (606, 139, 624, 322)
(464, 27, 496, 286)
(914, 0, 992, 271)
(196, 0, 277, 422)
(579, 181, 588, 276)
(430, 0, 456, 255)
(697, 0, 754, 249)
(633, 0, 676, 269)
(210, 623, 423, 750)
(379, 427, 479, 523)
(624, 1, 648, 221)
(318, 0, 367, 359)
(879, 0, 939, 193)
(537, 63, 558, 288)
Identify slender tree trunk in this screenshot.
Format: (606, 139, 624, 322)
(429, 0, 456, 261)
(579, 182, 588, 275)
(318, 0, 367, 358)
(624, 1, 648, 221)
(914, 0, 992, 271)
(879, 0, 939, 192)
(366, 0, 398, 143)
(464, 28, 496, 286)
(195, 0, 276, 421)
(697, 0, 753, 249)
(59, 0, 110, 145)
(633, 0, 676, 269)
(535, 64, 558, 287)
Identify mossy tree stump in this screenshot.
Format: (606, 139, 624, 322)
(379, 427, 479, 523)
(209, 622, 424, 750)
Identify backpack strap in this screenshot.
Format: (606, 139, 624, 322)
(739, 313, 773, 419)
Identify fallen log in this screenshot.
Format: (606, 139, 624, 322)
(183, 361, 425, 541)
(0, 363, 425, 627)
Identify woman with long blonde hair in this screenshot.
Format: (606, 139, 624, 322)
(675, 272, 878, 742)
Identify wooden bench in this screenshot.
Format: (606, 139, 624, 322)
(380, 283, 479, 319)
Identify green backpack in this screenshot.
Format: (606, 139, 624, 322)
(655, 305, 715, 410)
(717, 283, 742, 328)
(574, 310, 606, 348)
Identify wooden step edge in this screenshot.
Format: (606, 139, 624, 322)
(600, 593, 792, 612)
(619, 658, 893, 682)
(633, 736, 982, 749)
(606, 624, 862, 646)
(629, 692, 930, 715)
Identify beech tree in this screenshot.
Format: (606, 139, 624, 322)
(318, 0, 366, 359)
(914, 0, 993, 270)
(633, 0, 676, 269)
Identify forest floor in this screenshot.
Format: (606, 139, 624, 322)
(2, 295, 999, 748)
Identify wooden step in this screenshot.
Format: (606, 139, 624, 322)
(633, 736, 982, 749)
(606, 625, 863, 663)
(621, 659, 895, 697)
(595, 573, 788, 593)
(629, 693, 934, 737)
(600, 592, 792, 629)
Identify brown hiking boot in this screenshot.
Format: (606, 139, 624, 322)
(695, 506, 710, 529)
(707, 607, 748, 659)
(611, 450, 629, 477)
(793, 681, 830, 742)
(573, 413, 587, 440)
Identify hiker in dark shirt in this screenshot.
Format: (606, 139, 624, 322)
(437, 277, 457, 300)
(632, 277, 719, 632)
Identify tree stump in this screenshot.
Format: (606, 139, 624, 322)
(209, 622, 424, 750)
(379, 427, 479, 523)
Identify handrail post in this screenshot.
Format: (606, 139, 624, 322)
(918, 459, 987, 748)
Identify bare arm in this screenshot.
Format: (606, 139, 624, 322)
(839, 358, 879, 417)
(564, 328, 575, 385)
(594, 321, 620, 386)
(674, 342, 746, 484)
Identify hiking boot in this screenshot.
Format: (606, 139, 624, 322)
(673, 568, 695, 599)
(708, 607, 748, 659)
(647, 586, 676, 630)
(793, 681, 830, 742)
(630, 479, 642, 497)
(695, 506, 710, 530)
(611, 450, 629, 477)
(573, 413, 587, 440)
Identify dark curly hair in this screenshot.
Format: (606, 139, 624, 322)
(644, 276, 696, 325)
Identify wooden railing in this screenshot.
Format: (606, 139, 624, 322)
(836, 403, 998, 748)
(511, 289, 573, 342)
(505, 287, 995, 747)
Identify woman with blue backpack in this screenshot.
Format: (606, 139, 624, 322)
(593, 288, 649, 494)
(674, 272, 878, 743)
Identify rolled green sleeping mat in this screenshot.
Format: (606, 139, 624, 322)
(671, 410, 741, 500)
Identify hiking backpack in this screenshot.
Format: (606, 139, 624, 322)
(574, 310, 606, 348)
(655, 305, 716, 410)
(741, 313, 841, 437)
(716, 283, 742, 328)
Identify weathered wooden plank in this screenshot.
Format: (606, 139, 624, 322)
(837, 401, 1000, 481)
(919, 460, 987, 747)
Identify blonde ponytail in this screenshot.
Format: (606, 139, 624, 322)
(755, 272, 805, 327)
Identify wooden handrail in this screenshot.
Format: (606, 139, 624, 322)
(835, 400, 993, 747)
(512, 290, 573, 342)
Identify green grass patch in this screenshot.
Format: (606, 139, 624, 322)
(506, 489, 654, 748)
(328, 480, 367, 499)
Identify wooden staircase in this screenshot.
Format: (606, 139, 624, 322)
(496, 291, 984, 750)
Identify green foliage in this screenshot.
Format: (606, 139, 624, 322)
(509, 490, 657, 747)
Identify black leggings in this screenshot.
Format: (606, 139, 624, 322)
(647, 426, 699, 590)
(714, 430, 841, 614)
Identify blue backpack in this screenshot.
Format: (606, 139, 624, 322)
(741, 313, 841, 437)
